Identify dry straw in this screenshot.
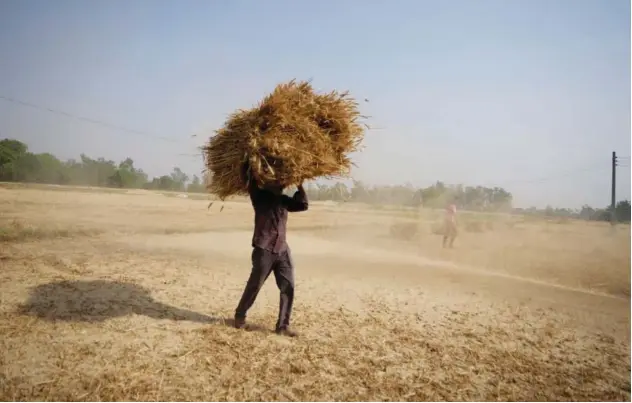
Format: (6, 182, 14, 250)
(202, 80, 366, 200)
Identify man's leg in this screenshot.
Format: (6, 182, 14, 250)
(442, 221, 449, 248)
(449, 225, 457, 248)
(234, 247, 274, 327)
(272, 249, 295, 335)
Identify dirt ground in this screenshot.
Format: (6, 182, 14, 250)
(0, 184, 630, 401)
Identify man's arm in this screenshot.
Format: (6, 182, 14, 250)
(247, 176, 266, 206)
(282, 184, 309, 212)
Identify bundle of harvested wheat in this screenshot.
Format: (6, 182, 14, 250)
(202, 80, 366, 200)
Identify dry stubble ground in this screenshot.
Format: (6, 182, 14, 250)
(0, 184, 630, 401)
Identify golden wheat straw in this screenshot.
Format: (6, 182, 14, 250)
(202, 80, 366, 200)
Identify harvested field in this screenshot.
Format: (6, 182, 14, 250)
(0, 184, 630, 401)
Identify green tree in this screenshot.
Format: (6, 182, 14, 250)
(108, 158, 148, 188)
(170, 167, 189, 192)
(0, 139, 29, 181)
(615, 200, 631, 223)
(187, 175, 206, 193)
(31, 153, 68, 184)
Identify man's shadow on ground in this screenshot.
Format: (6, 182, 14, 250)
(17, 280, 268, 332)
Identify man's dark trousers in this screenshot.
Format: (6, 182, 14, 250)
(235, 247, 295, 330)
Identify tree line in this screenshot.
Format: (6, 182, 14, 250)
(1, 138, 630, 223)
(0, 138, 205, 193)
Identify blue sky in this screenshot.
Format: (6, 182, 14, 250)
(0, 0, 629, 208)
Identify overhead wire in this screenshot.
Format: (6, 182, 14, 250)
(1, 94, 628, 189)
(0, 95, 184, 144)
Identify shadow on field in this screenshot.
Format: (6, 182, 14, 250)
(17, 280, 267, 332)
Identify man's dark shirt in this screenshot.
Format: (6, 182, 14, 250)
(248, 181, 309, 253)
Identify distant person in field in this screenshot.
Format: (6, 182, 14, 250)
(443, 203, 457, 248)
(233, 169, 308, 337)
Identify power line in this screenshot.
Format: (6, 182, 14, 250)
(616, 156, 630, 165)
(488, 162, 609, 188)
(0, 95, 182, 143)
(2, 94, 626, 189)
(614, 154, 630, 168)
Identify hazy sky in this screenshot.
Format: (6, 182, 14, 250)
(0, 0, 629, 208)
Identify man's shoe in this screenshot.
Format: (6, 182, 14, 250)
(275, 327, 298, 338)
(234, 316, 246, 329)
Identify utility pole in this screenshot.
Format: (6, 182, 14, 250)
(611, 151, 617, 225)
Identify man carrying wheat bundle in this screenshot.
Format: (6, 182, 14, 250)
(233, 168, 308, 337)
(203, 80, 365, 336)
